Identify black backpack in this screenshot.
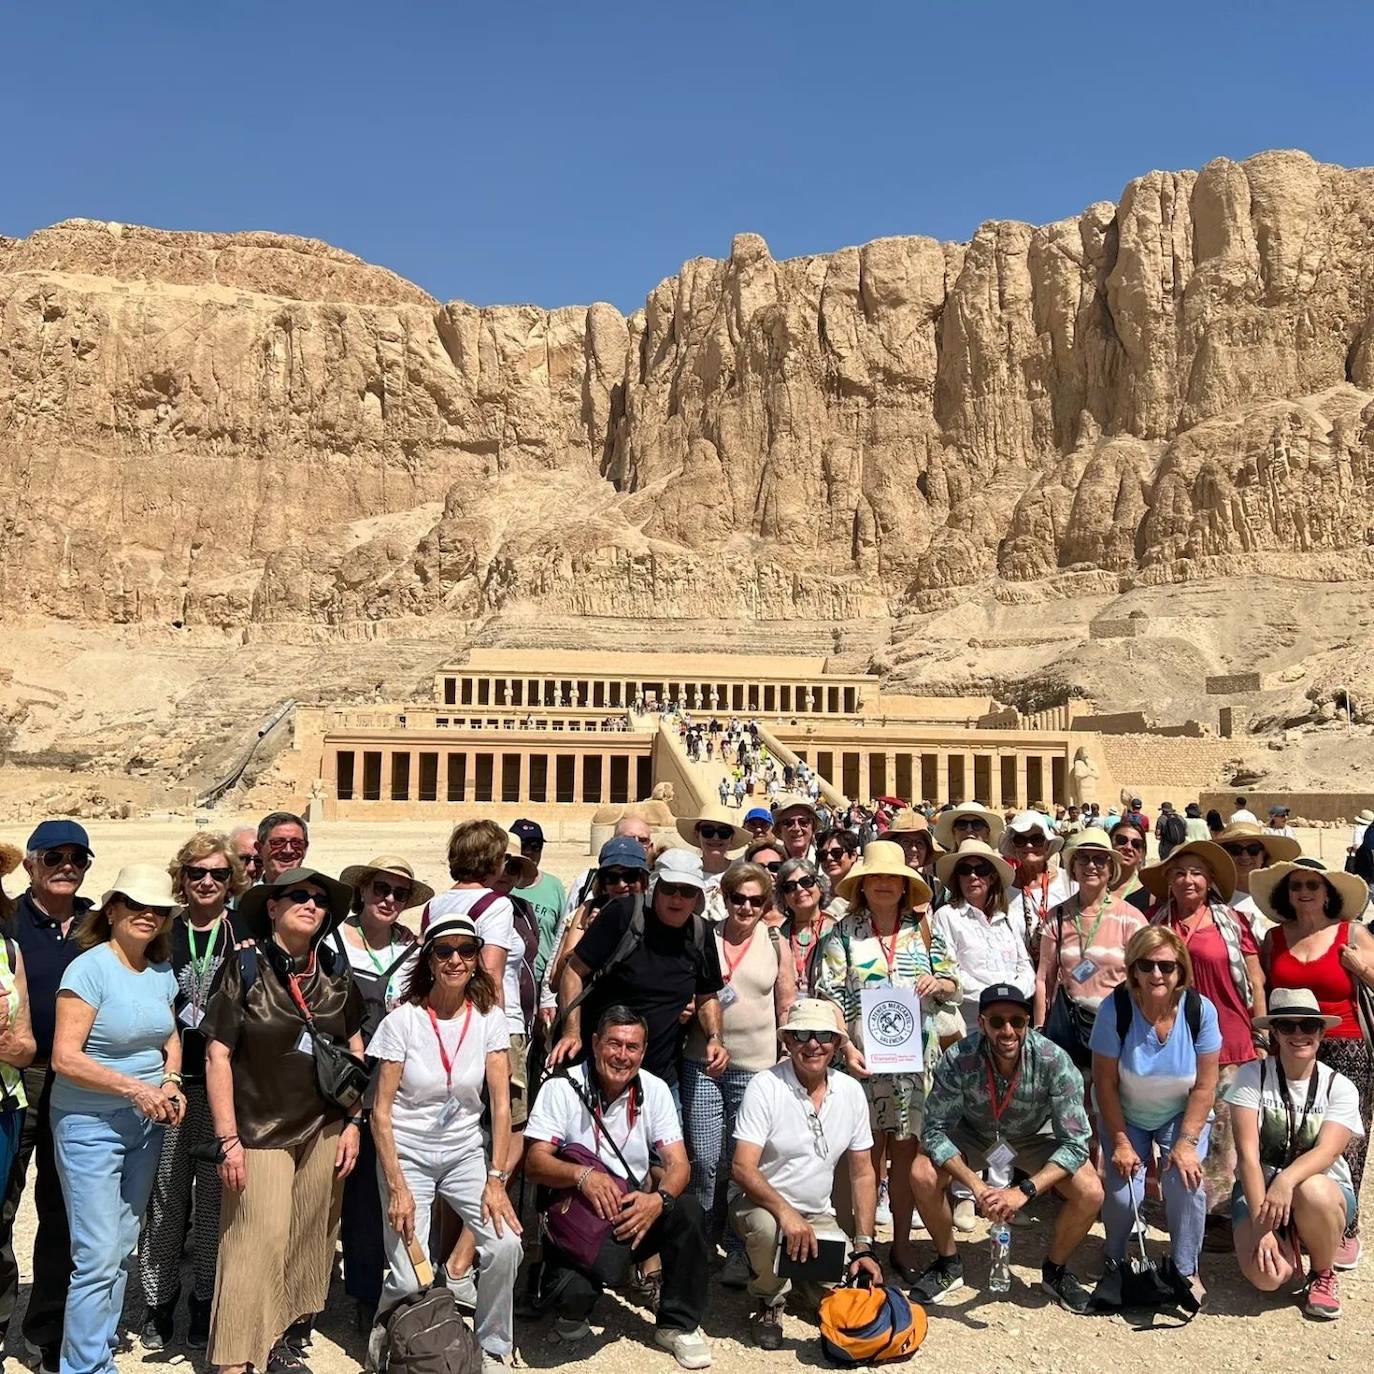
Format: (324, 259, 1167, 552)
(1161, 813, 1188, 850)
(379, 1289, 480, 1374)
(1113, 984, 1202, 1042)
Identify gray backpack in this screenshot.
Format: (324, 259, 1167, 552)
(380, 1288, 480, 1374)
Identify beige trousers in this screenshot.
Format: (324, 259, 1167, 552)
(729, 1196, 844, 1308)
(208, 1121, 343, 1368)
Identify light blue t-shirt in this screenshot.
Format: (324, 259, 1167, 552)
(52, 944, 178, 1115)
(1089, 990, 1222, 1130)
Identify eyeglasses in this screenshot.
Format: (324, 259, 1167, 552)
(818, 847, 848, 862)
(785, 1029, 838, 1046)
(1287, 878, 1328, 894)
(600, 867, 643, 886)
(1270, 1018, 1326, 1035)
(696, 824, 735, 841)
(780, 816, 812, 829)
(1135, 958, 1179, 975)
(780, 876, 818, 895)
(727, 892, 767, 909)
(40, 848, 91, 870)
(1010, 833, 1046, 848)
(184, 865, 232, 884)
(1113, 836, 1145, 851)
(984, 1014, 1029, 1031)
(431, 941, 481, 962)
(279, 888, 329, 909)
(1223, 843, 1267, 859)
(370, 879, 413, 904)
(1073, 853, 1111, 868)
(955, 862, 995, 880)
(657, 881, 699, 899)
(953, 818, 988, 833)
(266, 836, 307, 854)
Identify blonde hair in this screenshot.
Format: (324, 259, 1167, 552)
(1124, 925, 1193, 999)
(168, 832, 250, 903)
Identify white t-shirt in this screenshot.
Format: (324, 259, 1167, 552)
(1225, 1058, 1364, 1192)
(1006, 868, 1076, 956)
(524, 1063, 681, 1184)
(733, 1062, 873, 1216)
(370, 1001, 510, 1152)
(1230, 808, 1260, 825)
(426, 888, 524, 1037)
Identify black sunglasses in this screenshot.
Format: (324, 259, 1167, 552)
(1270, 1018, 1326, 1035)
(1010, 832, 1046, 848)
(818, 847, 848, 861)
(757, 860, 782, 873)
(279, 888, 330, 908)
(780, 876, 818, 895)
(657, 881, 699, 899)
(1135, 958, 1179, 975)
(984, 1014, 1029, 1031)
(697, 824, 735, 841)
(431, 941, 482, 962)
(184, 865, 232, 884)
(785, 1029, 838, 1046)
(370, 879, 413, 903)
(1113, 836, 1146, 850)
(600, 867, 643, 886)
(1223, 843, 1267, 859)
(40, 848, 91, 870)
(727, 892, 767, 909)
(236, 851, 262, 871)
(956, 862, 995, 879)
(953, 818, 988, 832)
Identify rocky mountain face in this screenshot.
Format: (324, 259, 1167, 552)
(3, 149, 1374, 636)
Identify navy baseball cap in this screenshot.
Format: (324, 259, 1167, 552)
(510, 819, 545, 846)
(597, 836, 649, 871)
(744, 807, 773, 825)
(26, 819, 92, 856)
(979, 983, 1032, 1014)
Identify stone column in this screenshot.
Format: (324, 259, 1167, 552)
(963, 750, 977, 803)
(858, 752, 871, 804)
(516, 750, 529, 801)
(1014, 753, 1028, 808)
(572, 753, 585, 804)
(885, 751, 897, 800)
(935, 753, 950, 805)
(437, 751, 450, 803)
(603, 751, 615, 803)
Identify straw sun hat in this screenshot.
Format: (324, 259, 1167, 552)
(836, 840, 932, 910)
(933, 802, 1005, 851)
(1138, 840, 1237, 903)
(934, 838, 1015, 891)
(675, 802, 751, 851)
(1249, 860, 1370, 925)
(337, 855, 435, 909)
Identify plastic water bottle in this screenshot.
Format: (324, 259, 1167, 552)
(988, 1224, 1012, 1292)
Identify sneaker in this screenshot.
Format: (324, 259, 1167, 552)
(140, 1305, 174, 1352)
(1334, 1234, 1361, 1271)
(366, 1322, 389, 1374)
(750, 1304, 784, 1351)
(911, 1256, 965, 1305)
(1040, 1267, 1092, 1315)
(1304, 1268, 1341, 1320)
(633, 1266, 662, 1312)
(875, 1181, 893, 1228)
(554, 1317, 591, 1343)
(267, 1337, 312, 1374)
(952, 1199, 976, 1233)
(721, 1251, 750, 1289)
(480, 1353, 508, 1374)
(654, 1326, 712, 1369)
(445, 1268, 478, 1311)
(188, 1294, 212, 1350)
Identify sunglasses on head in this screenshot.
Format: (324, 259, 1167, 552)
(984, 1013, 1029, 1031)
(1011, 832, 1046, 848)
(40, 848, 91, 870)
(184, 864, 232, 884)
(1135, 957, 1178, 975)
(657, 880, 699, 899)
(785, 1029, 838, 1046)
(780, 875, 818, 895)
(818, 846, 848, 862)
(956, 862, 995, 880)
(697, 824, 735, 841)
(1113, 836, 1145, 850)
(279, 888, 329, 908)
(431, 941, 481, 963)
(1287, 877, 1328, 894)
(600, 867, 643, 886)
(1223, 843, 1267, 859)
(727, 892, 767, 909)
(370, 879, 413, 904)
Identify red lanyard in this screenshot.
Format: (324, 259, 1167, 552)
(427, 1004, 473, 1089)
(985, 1058, 1021, 1126)
(285, 951, 319, 1022)
(873, 918, 903, 978)
(721, 932, 752, 984)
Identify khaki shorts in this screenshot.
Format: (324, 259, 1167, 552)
(945, 1121, 1062, 1176)
(508, 1033, 529, 1128)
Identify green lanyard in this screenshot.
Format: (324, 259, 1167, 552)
(361, 928, 402, 1000)
(1071, 893, 1110, 956)
(187, 919, 223, 1006)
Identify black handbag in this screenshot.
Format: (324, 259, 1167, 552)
(1041, 912, 1098, 1069)
(1090, 1180, 1201, 1323)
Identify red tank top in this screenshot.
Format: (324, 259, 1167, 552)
(1268, 923, 1360, 1039)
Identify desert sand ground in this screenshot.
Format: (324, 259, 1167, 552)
(2, 817, 1370, 1374)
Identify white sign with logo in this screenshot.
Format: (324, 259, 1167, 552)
(860, 986, 923, 1074)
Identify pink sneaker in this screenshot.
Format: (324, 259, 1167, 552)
(1334, 1235, 1361, 1272)
(1304, 1268, 1341, 1320)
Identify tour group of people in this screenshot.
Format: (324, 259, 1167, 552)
(0, 791, 1370, 1374)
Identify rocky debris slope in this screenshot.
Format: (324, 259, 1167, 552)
(3, 150, 1374, 636)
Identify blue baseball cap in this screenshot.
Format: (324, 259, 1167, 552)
(510, 818, 545, 847)
(744, 807, 773, 825)
(597, 836, 649, 871)
(26, 819, 92, 856)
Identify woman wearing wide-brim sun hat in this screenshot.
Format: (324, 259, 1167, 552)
(885, 811, 945, 910)
(1211, 821, 1302, 940)
(1000, 810, 1074, 961)
(1254, 858, 1374, 1266)
(814, 841, 959, 1281)
(932, 802, 1005, 853)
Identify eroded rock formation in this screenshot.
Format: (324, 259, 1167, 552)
(3, 148, 1373, 633)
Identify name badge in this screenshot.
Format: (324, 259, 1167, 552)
(178, 1004, 205, 1029)
(717, 983, 740, 1010)
(437, 1097, 463, 1127)
(986, 1138, 1017, 1173)
(294, 1028, 314, 1056)
(1070, 959, 1097, 985)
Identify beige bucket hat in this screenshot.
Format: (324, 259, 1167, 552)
(1212, 820, 1301, 865)
(1062, 827, 1122, 886)
(674, 803, 751, 851)
(837, 839, 932, 909)
(781, 997, 849, 1042)
(934, 838, 1016, 891)
(1138, 840, 1237, 902)
(886, 810, 944, 854)
(97, 863, 180, 912)
(933, 802, 1006, 851)
(338, 855, 436, 909)
(1249, 860, 1370, 925)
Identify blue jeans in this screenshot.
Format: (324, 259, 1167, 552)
(1100, 1114, 1211, 1277)
(52, 1107, 164, 1374)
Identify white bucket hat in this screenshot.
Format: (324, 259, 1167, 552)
(1001, 809, 1064, 858)
(780, 998, 848, 1042)
(933, 802, 1005, 851)
(98, 864, 178, 912)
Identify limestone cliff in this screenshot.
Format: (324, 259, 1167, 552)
(3, 149, 1373, 634)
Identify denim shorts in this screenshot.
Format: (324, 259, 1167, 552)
(1230, 1179, 1356, 1229)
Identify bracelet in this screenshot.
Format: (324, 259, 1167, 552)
(575, 1166, 595, 1193)
(217, 1134, 240, 1148)
(160, 1072, 184, 1086)
(1178, 1131, 1200, 1146)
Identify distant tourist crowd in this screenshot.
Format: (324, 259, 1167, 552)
(2, 786, 1374, 1374)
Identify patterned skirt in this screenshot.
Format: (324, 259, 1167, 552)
(1201, 1062, 1242, 1216)
(863, 1073, 924, 1142)
(1317, 1036, 1374, 1238)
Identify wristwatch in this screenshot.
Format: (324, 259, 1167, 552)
(656, 1187, 677, 1214)
(853, 1234, 875, 1247)
(488, 1167, 512, 1183)
(1017, 1178, 1038, 1200)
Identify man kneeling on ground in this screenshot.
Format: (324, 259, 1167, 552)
(730, 1000, 881, 1349)
(911, 983, 1102, 1311)
(524, 1006, 710, 1369)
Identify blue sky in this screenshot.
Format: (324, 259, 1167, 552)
(6, 3, 1372, 313)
